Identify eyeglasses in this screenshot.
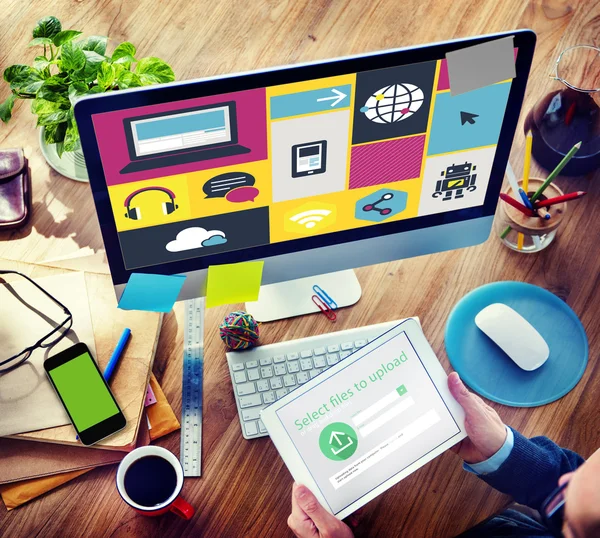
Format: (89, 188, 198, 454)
(0, 270, 73, 372)
(541, 480, 569, 538)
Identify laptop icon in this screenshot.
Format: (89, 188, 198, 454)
(120, 101, 251, 174)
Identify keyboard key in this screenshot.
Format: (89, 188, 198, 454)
(275, 388, 288, 399)
(260, 366, 274, 378)
(258, 419, 267, 434)
(260, 357, 272, 366)
(340, 351, 352, 359)
(327, 344, 340, 353)
(310, 369, 321, 379)
(270, 377, 283, 389)
(283, 374, 296, 387)
(237, 382, 256, 396)
(242, 408, 261, 421)
(287, 361, 300, 373)
(247, 368, 260, 381)
(355, 339, 367, 348)
(244, 421, 258, 437)
(300, 358, 313, 371)
(257, 379, 270, 392)
(341, 342, 354, 351)
(287, 352, 299, 360)
(274, 355, 286, 363)
(246, 360, 258, 369)
(232, 363, 245, 371)
(313, 356, 326, 368)
(297, 371, 309, 384)
(274, 364, 287, 376)
(326, 353, 339, 366)
(314, 347, 326, 356)
(263, 391, 275, 404)
(233, 371, 247, 383)
(239, 393, 262, 408)
(300, 350, 312, 358)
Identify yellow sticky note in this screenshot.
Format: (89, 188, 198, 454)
(206, 262, 264, 308)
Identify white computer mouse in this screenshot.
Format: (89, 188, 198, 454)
(475, 303, 550, 371)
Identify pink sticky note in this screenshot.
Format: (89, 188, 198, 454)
(145, 384, 157, 407)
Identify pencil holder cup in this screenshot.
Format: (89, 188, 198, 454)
(497, 178, 566, 253)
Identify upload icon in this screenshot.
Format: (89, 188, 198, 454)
(355, 188, 408, 222)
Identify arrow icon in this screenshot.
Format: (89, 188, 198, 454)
(329, 431, 354, 455)
(460, 111, 479, 125)
(317, 88, 347, 107)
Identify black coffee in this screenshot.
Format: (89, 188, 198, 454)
(124, 455, 177, 507)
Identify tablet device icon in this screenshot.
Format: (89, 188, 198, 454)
(291, 140, 327, 178)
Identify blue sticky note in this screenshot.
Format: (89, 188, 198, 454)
(118, 273, 186, 313)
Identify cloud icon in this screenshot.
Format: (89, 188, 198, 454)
(166, 227, 228, 252)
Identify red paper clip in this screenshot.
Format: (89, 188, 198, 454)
(312, 294, 336, 322)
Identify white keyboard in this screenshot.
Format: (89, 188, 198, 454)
(226, 319, 409, 439)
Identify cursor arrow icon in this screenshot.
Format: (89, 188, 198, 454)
(460, 111, 479, 125)
(317, 88, 347, 107)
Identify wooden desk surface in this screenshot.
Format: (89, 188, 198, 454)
(1, 1, 599, 537)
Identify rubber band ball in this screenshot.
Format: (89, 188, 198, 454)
(219, 311, 260, 351)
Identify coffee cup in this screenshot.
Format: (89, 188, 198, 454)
(116, 446, 194, 519)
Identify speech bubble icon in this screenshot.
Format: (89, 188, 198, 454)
(226, 186, 260, 203)
(203, 172, 255, 198)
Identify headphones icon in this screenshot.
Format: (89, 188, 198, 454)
(124, 187, 178, 220)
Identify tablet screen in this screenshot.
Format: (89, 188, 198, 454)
(274, 329, 462, 515)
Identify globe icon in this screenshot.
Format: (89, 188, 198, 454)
(360, 83, 424, 123)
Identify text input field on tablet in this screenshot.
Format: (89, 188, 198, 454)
(352, 387, 414, 437)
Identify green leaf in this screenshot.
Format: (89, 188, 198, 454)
(43, 121, 67, 144)
(31, 98, 62, 115)
(97, 62, 116, 90)
(60, 41, 86, 72)
(55, 140, 65, 158)
(68, 81, 89, 105)
(32, 16, 62, 39)
(3, 65, 43, 92)
(20, 80, 44, 94)
(52, 30, 82, 47)
(63, 116, 80, 152)
(135, 57, 175, 85)
(33, 56, 51, 71)
(112, 42, 136, 62)
(79, 35, 108, 55)
(37, 109, 70, 126)
(4, 65, 32, 83)
(37, 76, 70, 104)
(0, 94, 17, 123)
(77, 50, 106, 80)
(116, 70, 142, 89)
(28, 37, 53, 47)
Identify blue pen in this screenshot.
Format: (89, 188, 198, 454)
(518, 188, 533, 210)
(104, 328, 131, 381)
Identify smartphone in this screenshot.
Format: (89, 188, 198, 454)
(44, 342, 126, 445)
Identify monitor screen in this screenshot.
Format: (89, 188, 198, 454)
(86, 38, 525, 278)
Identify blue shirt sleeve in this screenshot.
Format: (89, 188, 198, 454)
(463, 426, 514, 475)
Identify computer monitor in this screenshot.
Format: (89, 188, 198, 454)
(75, 30, 535, 321)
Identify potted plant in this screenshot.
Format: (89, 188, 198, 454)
(0, 16, 175, 182)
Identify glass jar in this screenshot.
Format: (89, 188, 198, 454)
(524, 45, 600, 176)
(497, 177, 566, 253)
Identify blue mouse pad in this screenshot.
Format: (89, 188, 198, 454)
(445, 281, 588, 407)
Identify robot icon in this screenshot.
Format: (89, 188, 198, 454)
(432, 162, 477, 201)
(362, 192, 394, 215)
(355, 189, 407, 223)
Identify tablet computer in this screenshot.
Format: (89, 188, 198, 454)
(260, 318, 466, 519)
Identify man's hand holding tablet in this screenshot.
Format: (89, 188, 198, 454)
(261, 319, 468, 521)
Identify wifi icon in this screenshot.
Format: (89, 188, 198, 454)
(284, 202, 337, 234)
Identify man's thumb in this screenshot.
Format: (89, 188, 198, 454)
(448, 372, 478, 413)
(295, 485, 330, 526)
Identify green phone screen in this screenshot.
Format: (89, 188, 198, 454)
(49, 352, 119, 431)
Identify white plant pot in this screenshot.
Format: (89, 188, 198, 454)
(39, 126, 89, 182)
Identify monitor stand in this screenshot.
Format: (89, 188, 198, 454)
(245, 269, 362, 322)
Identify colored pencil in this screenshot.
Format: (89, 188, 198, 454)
(536, 207, 551, 220)
(499, 193, 536, 217)
(519, 188, 534, 209)
(530, 141, 582, 203)
(523, 131, 533, 194)
(500, 224, 512, 239)
(505, 162, 520, 195)
(534, 191, 587, 208)
(517, 232, 524, 250)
